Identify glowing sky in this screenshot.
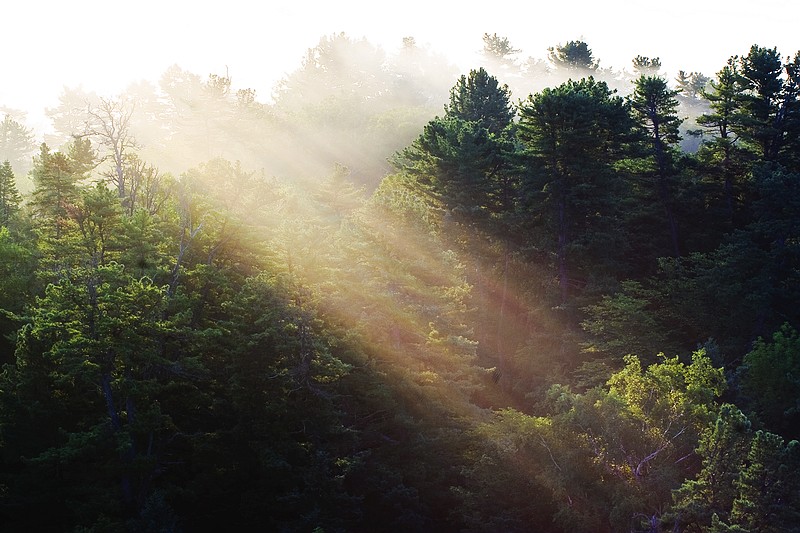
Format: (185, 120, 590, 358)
(3, 0, 798, 131)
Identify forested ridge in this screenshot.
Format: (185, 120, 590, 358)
(1, 34, 799, 532)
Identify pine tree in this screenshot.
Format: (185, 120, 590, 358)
(736, 45, 786, 162)
(629, 74, 684, 257)
(517, 77, 633, 303)
(0, 160, 21, 226)
(547, 40, 598, 72)
(0, 114, 36, 178)
(671, 404, 753, 530)
(29, 143, 80, 241)
(696, 57, 749, 223)
(445, 67, 515, 136)
(730, 431, 800, 532)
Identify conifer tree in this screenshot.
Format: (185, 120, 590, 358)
(29, 143, 80, 241)
(696, 57, 748, 223)
(0, 114, 36, 178)
(670, 404, 753, 530)
(547, 40, 598, 72)
(0, 160, 21, 226)
(445, 67, 515, 136)
(630, 74, 684, 257)
(737, 45, 786, 162)
(517, 77, 633, 303)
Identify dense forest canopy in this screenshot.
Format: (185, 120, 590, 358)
(1, 34, 799, 532)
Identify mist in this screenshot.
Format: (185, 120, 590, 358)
(2, 32, 713, 195)
(4, 21, 800, 532)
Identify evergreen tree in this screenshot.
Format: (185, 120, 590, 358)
(29, 143, 81, 241)
(392, 67, 517, 230)
(738, 324, 800, 439)
(780, 51, 800, 171)
(445, 67, 515, 136)
(481, 33, 521, 75)
(633, 55, 662, 76)
(670, 404, 753, 531)
(737, 45, 787, 162)
(517, 77, 633, 303)
(675, 70, 712, 100)
(629, 74, 685, 257)
(547, 40, 598, 72)
(0, 114, 36, 183)
(392, 67, 521, 367)
(696, 57, 749, 225)
(0, 160, 21, 226)
(730, 430, 800, 532)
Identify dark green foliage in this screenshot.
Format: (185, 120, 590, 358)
(3, 37, 800, 533)
(694, 57, 750, 228)
(649, 163, 800, 358)
(445, 67, 515, 136)
(739, 324, 800, 439)
(393, 67, 517, 230)
(729, 430, 800, 532)
(629, 74, 684, 257)
(673, 408, 800, 533)
(518, 77, 634, 302)
(580, 280, 671, 361)
(737, 45, 787, 161)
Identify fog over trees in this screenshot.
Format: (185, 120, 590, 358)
(1, 33, 799, 532)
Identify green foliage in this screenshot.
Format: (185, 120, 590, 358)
(670, 405, 800, 533)
(729, 430, 800, 532)
(649, 163, 800, 358)
(629, 75, 684, 166)
(482, 33, 520, 63)
(3, 37, 800, 533)
(29, 143, 81, 238)
(518, 76, 634, 302)
(675, 70, 711, 99)
(393, 67, 517, 231)
(629, 74, 684, 167)
(738, 45, 786, 161)
(694, 57, 750, 229)
(739, 324, 800, 438)
(580, 279, 669, 361)
(547, 40, 598, 71)
(445, 67, 515, 135)
(478, 351, 725, 532)
(671, 404, 753, 530)
(633, 55, 662, 76)
(0, 161, 21, 225)
(0, 114, 36, 181)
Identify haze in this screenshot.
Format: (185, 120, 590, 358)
(3, 0, 800, 530)
(3, 0, 797, 133)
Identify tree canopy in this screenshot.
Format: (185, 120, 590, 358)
(1, 34, 799, 533)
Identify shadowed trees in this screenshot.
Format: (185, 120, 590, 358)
(518, 77, 634, 303)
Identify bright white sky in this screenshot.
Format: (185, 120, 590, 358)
(3, 0, 798, 133)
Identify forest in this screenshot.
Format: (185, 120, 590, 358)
(0, 33, 799, 532)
